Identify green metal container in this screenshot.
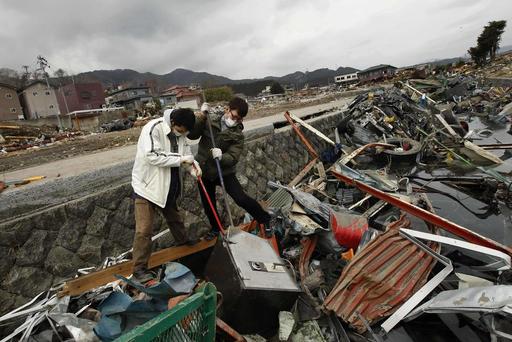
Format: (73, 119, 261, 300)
(115, 282, 217, 342)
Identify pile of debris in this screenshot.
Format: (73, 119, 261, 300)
(450, 52, 512, 78)
(0, 124, 83, 154)
(251, 81, 512, 340)
(100, 115, 158, 133)
(0, 236, 221, 341)
(1, 79, 512, 341)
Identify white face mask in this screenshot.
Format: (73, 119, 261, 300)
(223, 115, 237, 127)
(173, 128, 188, 137)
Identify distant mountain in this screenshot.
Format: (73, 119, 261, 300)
(276, 67, 358, 86)
(161, 68, 232, 87)
(426, 57, 467, 67)
(77, 68, 232, 90)
(74, 66, 359, 95)
(498, 44, 512, 54)
(76, 69, 158, 86)
(0, 65, 359, 95)
(230, 66, 359, 96)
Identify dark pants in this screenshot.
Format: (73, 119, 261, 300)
(198, 174, 271, 233)
(132, 197, 186, 273)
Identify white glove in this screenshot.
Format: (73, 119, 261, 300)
(180, 154, 194, 165)
(190, 161, 202, 179)
(201, 102, 210, 113)
(211, 148, 222, 160)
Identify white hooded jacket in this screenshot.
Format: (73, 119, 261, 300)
(131, 114, 194, 208)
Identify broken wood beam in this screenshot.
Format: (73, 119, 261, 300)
(58, 238, 217, 297)
(284, 111, 319, 159)
(434, 114, 459, 137)
(463, 140, 503, 165)
(288, 112, 336, 146)
(0, 125, 21, 129)
(288, 158, 318, 187)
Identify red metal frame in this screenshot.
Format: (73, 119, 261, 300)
(331, 170, 512, 256)
(299, 236, 318, 280)
(257, 222, 280, 255)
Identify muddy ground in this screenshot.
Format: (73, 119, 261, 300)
(0, 128, 142, 173)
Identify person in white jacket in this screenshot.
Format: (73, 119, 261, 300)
(131, 108, 201, 282)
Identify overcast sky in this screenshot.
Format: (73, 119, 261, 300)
(1, 0, 512, 79)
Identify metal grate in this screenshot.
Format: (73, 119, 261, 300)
(152, 309, 207, 342)
(115, 283, 217, 342)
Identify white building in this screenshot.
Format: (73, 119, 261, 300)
(19, 81, 61, 119)
(334, 72, 359, 85)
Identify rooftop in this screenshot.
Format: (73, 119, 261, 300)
(359, 64, 397, 74)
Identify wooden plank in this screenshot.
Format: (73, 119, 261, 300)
(316, 162, 326, 179)
(402, 82, 437, 104)
(464, 140, 503, 165)
(0, 125, 21, 129)
(288, 158, 318, 187)
(288, 112, 335, 146)
(339, 143, 394, 165)
(58, 238, 217, 297)
(435, 114, 458, 137)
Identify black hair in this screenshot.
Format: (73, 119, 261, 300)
(171, 108, 195, 131)
(229, 97, 248, 117)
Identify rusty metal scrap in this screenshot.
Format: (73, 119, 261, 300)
(323, 215, 439, 333)
(331, 169, 512, 257)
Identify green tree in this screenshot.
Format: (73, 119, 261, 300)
(53, 68, 67, 78)
(468, 20, 507, 66)
(468, 46, 486, 66)
(270, 81, 285, 94)
(204, 86, 233, 102)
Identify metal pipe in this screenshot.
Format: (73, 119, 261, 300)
(203, 111, 235, 230)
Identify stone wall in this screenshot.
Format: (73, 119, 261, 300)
(0, 110, 346, 314)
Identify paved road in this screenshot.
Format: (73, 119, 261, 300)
(244, 97, 351, 130)
(1, 97, 354, 193)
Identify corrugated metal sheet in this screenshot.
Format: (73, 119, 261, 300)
(323, 215, 439, 333)
(267, 188, 293, 211)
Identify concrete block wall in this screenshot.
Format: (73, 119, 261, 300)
(0, 111, 345, 314)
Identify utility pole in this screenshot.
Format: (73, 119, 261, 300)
(36, 55, 62, 130)
(19, 65, 30, 88)
(21, 65, 29, 77)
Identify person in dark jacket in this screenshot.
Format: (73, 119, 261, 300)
(188, 97, 271, 238)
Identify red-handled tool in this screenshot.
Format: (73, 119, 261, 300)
(193, 164, 226, 236)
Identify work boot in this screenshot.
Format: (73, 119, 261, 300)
(132, 269, 154, 284)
